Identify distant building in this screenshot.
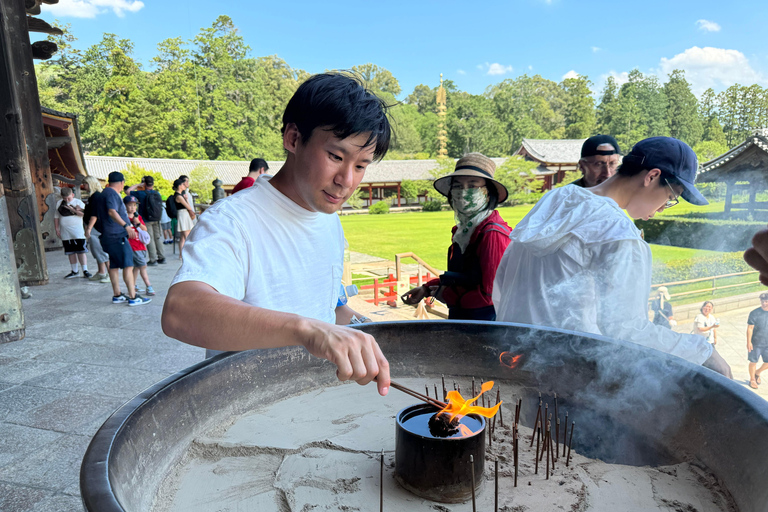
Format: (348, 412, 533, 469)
(515, 138, 585, 189)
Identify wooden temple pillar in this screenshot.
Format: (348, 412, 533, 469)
(0, 0, 49, 286)
(397, 183, 401, 207)
(10, 0, 58, 251)
(368, 184, 373, 207)
(724, 182, 733, 213)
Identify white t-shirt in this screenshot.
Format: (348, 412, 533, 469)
(493, 185, 712, 366)
(171, 178, 345, 326)
(693, 313, 717, 343)
(54, 198, 86, 240)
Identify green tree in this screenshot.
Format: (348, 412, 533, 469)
(188, 164, 216, 204)
(664, 69, 702, 146)
(596, 76, 619, 135)
(495, 156, 543, 205)
(561, 74, 596, 138)
(692, 140, 728, 163)
(446, 93, 507, 157)
(120, 163, 173, 199)
(351, 63, 401, 96)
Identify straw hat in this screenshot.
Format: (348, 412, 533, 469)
(433, 153, 509, 203)
(657, 287, 671, 301)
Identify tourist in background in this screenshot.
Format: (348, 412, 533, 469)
(693, 301, 718, 345)
(747, 293, 768, 389)
(402, 153, 511, 321)
(160, 201, 173, 244)
(173, 178, 196, 258)
(128, 176, 166, 265)
(55, 187, 91, 279)
(571, 135, 621, 188)
(124, 196, 155, 296)
(651, 286, 676, 328)
(83, 176, 111, 283)
(232, 158, 270, 193)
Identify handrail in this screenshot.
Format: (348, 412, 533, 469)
(650, 271, 758, 288)
(394, 252, 441, 282)
(649, 270, 760, 302)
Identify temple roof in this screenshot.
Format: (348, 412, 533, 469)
(516, 138, 586, 164)
(699, 129, 768, 181)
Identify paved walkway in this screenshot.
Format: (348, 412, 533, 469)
(0, 252, 765, 511)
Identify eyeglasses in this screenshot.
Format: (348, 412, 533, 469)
(663, 179, 680, 209)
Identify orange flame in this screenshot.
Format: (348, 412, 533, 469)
(438, 380, 502, 425)
(499, 351, 522, 369)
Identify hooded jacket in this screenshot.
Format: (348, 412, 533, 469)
(492, 185, 712, 365)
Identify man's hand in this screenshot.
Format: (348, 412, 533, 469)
(745, 228, 768, 286)
(84, 227, 91, 239)
(126, 225, 138, 240)
(748, 341, 754, 352)
(702, 347, 733, 379)
(55, 229, 61, 238)
(301, 320, 390, 396)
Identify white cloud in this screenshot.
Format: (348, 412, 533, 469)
(600, 70, 630, 87)
(658, 46, 767, 95)
(46, 0, 144, 18)
(480, 62, 513, 76)
(591, 46, 601, 53)
(562, 70, 579, 80)
(528, 65, 533, 71)
(696, 19, 721, 32)
(457, 69, 466, 75)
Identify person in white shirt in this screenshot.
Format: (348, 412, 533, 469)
(162, 73, 392, 396)
(693, 301, 718, 345)
(493, 137, 731, 377)
(55, 187, 91, 279)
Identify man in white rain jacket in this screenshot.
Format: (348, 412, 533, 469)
(493, 137, 731, 377)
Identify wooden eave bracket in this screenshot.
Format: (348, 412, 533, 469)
(27, 16, 63, 35)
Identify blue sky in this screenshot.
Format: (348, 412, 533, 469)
(41, 0, 768, 98)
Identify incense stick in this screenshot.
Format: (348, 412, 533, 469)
(555, 417, 560, 461)
(380, 449, 384, 512)
(470, 455, 477, 512)
(545, 422, 550, 480)
(563, 412, 568, 457)
(534, 420, 541, 475)
(530, 400, 542, 446)
(387, 380, 447, 409)
(566, 422, 575, 467)
(513, 424, 519, 487)
(494, 459, 499, 512)
(496, 388, 503, 427)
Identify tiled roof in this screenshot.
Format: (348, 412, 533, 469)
(83, 156, 510, 186)
(699, 129, 768, 179)
(517, 139, 585, 164)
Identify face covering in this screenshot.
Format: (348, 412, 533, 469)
(451, 187, 492, 253)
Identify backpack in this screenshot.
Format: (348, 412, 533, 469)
(165, 195, 178, 219)
(145, 190, 163, 221)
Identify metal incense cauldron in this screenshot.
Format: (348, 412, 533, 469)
(81, 321, 768, 512)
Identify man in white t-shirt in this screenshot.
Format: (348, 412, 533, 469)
(55, 187, 91, 279)
(162, 73, 392, 396)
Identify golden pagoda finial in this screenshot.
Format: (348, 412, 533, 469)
(436, 74, 448, 158)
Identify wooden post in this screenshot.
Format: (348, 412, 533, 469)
(0, 182, 25, 343)
(10, 0, 57, 252)
(368, 184, 373, 207)
(724, 182, 733, 213)
(397, 182, 401, 207)
(0, 0, 49, 285)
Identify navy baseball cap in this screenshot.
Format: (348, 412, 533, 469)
(623, 136, 708, 206)
(581, 135, 621, 157)
(108, 171, 125, 183)
(123, 195, 138, 204)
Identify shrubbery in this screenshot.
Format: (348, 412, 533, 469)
(422, 200, 444, 212)
(636, 217, 763, 252)
(652, 252, 752, 284)
(368, 201, 390, 215)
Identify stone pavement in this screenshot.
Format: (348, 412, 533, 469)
(0, 250, 766, 512)
(674, 302, 768, 400)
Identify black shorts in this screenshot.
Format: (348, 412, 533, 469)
(101, 237, 134, 269)
(748, 345, 768, 363)
(62, 239, 88, 255)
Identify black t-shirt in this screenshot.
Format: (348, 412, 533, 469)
(84, 191, 104, 233)
(748, 307, 768, 346)
(651, 299, 673, 329)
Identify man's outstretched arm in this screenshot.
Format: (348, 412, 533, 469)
(162, 281, 390, 396)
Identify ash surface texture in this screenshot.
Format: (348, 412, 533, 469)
(152, 379, 737, 512)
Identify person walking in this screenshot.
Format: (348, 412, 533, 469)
(173, 178, 196, 258)
(95, 171, 151, 306)
(54, 187, 91, 278)
(693, 301, 718, 345)
(232, 158, 270, 194)
(124, 196, 156, 296)
(747, 293, 768, 389)
(83, 176, 111, 283)
(128, 176, 166, 265)
(402, 153, 511, 320)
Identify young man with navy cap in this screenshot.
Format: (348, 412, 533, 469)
(571, 134, 622, 188)
(494, 136, 732, 377)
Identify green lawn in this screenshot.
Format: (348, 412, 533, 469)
(341, 206, 724, 270)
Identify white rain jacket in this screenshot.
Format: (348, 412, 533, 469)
(492, 185, 712, 365)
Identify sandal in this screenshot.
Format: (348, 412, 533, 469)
(757, 373, 762, 385)
(750, 380, 759, 389)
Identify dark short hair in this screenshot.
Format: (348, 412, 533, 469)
(179, 175, 189, 182)
(249, 158, 269, 172)
(281, 72, 392, 161)
(616, 160, 682, 188)
(172, 178, 184, 191)
(446, 178, 499, 211)
(143, 176, 154, 185)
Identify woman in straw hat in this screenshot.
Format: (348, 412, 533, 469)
(402, 153, 511, 320)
